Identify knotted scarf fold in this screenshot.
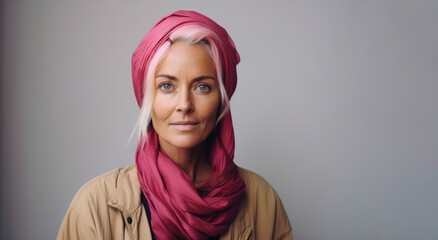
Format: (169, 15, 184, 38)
(132, 10, 246, 239)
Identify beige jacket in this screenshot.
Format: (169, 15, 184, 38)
(57, 165, 292, 240)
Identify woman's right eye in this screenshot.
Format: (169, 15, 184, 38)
(159, 83, 173, 91)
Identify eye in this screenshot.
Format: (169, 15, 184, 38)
(159, 83, 173, 91)
(196, 84, 211, 93)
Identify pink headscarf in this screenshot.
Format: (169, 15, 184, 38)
(132, 10, 245, 239)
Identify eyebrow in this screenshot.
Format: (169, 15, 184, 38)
(193, 75, 216, 82)
(155, 74, 216, 82)
(155, 74, 177, 80)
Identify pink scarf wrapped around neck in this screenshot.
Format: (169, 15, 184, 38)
(132, 10, 246, 239)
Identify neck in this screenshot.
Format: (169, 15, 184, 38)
(159, 141, 212, 187)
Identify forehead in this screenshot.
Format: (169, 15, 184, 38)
(156, 42, 216, 77)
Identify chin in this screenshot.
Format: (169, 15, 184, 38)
(165, 136, 206, 149)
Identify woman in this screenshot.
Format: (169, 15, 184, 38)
(58, 10, 292, 240)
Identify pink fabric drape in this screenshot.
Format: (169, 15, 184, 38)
(132, 10, 245, 239)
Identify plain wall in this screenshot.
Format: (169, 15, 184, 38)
(1, 1, 438, 239)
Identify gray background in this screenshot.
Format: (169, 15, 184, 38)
(1, 1, 438, 239)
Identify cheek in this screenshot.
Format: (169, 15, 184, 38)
(151, 95, 172, 123)
(201, 95, 221, 124)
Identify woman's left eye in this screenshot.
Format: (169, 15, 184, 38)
(196, 84, 211, 92)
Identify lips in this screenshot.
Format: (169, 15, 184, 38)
(170, 121, 199, 131)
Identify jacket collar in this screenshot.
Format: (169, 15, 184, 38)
(107, 164, 143, 215)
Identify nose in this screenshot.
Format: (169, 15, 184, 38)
(176, 89, 194, 114)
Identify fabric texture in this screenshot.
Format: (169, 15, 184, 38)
(57, 165, 293, 240)
(132, 10, 245, 239)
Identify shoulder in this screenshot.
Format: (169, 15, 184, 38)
(68, 164, 138, 210)
(57, 165, 140, 239)
(235, 167, 292, 240)
(66, 164, 141, 225)
(238, 167, 277, 198)
(238, 167, 272, 188)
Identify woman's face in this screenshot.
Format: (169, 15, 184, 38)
(152, 42, 220, 151)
